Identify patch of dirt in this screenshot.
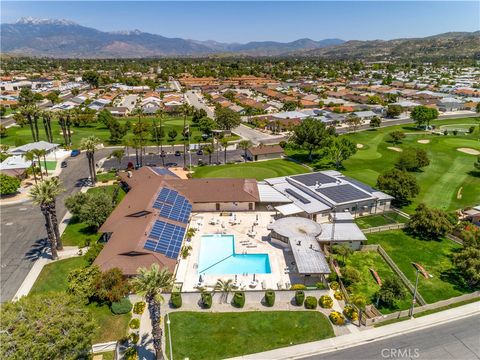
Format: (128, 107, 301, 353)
(417, 139, 430, 144)
(457, 148, 480, 155)
(356, 144, 364, 149)
(387, 147, 403, 152)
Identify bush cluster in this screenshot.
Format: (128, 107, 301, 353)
(330, 281, 339, 290)
(295, 290, 305, 306)
(291, 284, 307, 290)
(129, 318, 140, 329)
(315, 282, 326, 289)
(304, 296, 318, 309)
(233, 291, 245, 308)
(319, 295, 333, 309)
(343, 305, 359, 321)
(265, 290, 275, 307)
(201, 292, 212, 309)
(334, 291, 344, 300)
(111, 297, 132, 315)
(170, 292, 182, 309)
(133, 301, 146, 315)
(329, 311, 346, 326)
(129, 333, 139, 344)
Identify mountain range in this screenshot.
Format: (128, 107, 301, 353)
(1, 17, 479, 59)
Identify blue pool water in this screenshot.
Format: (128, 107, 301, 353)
(198, 234, 271, 275)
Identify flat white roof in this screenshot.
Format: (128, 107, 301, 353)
(0, 155, 32, 170)
(8, 141, 59, 154)
(257, 183, 291, 203)
(318, 223, 367, 242)
(275, 203, 304, 216)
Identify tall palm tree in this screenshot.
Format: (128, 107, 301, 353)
(220, 137, 230, 164)
(19, 106, 37, 142)
(155, 108, 165, 166)
(214, 279, 234, 304)
(24, 150, 38, 184)
(238, 140, 252, 162)
(29, 177, 64, 257)
(32, 149, 44, 180)
(180, 104, 191, 169)
(80, 136, 101, 183)
(38, 149, 49, 176)
(131, 107, 147, 167)
(131, 264, 174, 360)
(203, 143, 214, 165)
(41, 111, 54, 143)
(58, 110, 69, 146)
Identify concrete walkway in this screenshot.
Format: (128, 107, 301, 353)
(228, 301, 480, 360)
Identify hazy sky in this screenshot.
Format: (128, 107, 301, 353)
(2, 1, 479, 43)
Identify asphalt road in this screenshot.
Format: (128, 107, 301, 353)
(185, 90, 215, 118)
(0, 148, 111, 302)
(305, 315, 480, 360)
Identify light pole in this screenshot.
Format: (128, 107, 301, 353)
(166, 313, 173, 360)
(410, 266, 420, 319)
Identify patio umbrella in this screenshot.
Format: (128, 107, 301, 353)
(199, 274, 203, 283)
(253, 274, 256, 282)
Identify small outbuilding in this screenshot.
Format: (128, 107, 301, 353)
(246, 144, 284, 161)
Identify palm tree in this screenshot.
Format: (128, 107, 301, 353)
(32, 149, 44, 180)
(155, 108, 165, 166)
(203, 143, 214, 165)
(110, 149, 125, 169)
(238, 140, 252, 162)
(80, 136, 101, 183)
(351, 294, 367, 327)
(131, 107, 147, 167)
(214, 279, 234, 304)
(219, 137, 230, 164)
(180, 104, 191, 169)
(19, 106, 38, 142)
(41, 111, 54, 143)
(24, 150, 37, 184)
(29, 177, 64, 257)
(131, 264, 174, 360)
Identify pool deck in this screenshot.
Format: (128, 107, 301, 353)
(176, 211, 314, 292)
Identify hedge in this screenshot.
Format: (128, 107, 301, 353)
(201, 292, 212, 309)
(291, 284, 307, 290)
(233, 291, 245, 308)
(319, 295, 333, 309)
(129, 318, 140, 329)
(170, 292, 182, 308)
(304, 296, 318, 309)
(265, 290, 275, 307)
(133, 301, 146, 315)
(111, 297, 133, 314)
(295, 290, 305, 306)
(329, 311, 346, 326)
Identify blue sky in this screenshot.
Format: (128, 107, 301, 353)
(2, 1, 479, 43)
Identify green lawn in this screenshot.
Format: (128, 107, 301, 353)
(367, 230, 470, 303)
(339, 251, 412, 314)
(165, 311, 334, 360)
(30, 256, 130, 343)
(97, 171, 118, 182)
(355, 212, 408, 229)
(2, 115, 238, 148)
(192, 159, 310, 180)
(286, 117, 480, 213)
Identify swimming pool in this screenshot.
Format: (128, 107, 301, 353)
(198, 234, 271, 275)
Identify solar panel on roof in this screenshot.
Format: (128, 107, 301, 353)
(291, 173, 337, 186)
(285, 188, 311, 204)
(343, 177, 375, 194)
(152, 187, 192, 223)
(316, 184, 370, 204)
(151, 167, 178, 177)
(143, 220, 186, 259)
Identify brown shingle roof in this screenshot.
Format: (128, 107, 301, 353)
(247, 144, 284, 156)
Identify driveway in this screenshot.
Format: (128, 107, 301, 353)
(185, 90, 215, 118)
(0, 148, 111, 302)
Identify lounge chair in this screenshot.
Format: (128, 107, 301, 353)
(262, 280, 267, 290)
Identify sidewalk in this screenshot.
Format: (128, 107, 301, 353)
(228, 301, 480, 360)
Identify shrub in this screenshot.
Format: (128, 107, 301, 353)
(329, 311, 346, 326)
(327, 273, 338, 282)
(343, 305, 359, 321)
(304, 296, 318, 309)
(342, 267, 361, 286)
(334, 291, 344, 300)
(94, 268, 130, 303)
(330, 281, 339, 290)
(111, 297, 133, 314)
(124, 346, 138, 360)
(170, 292, 182, 308)
(84, 243, 103, 265)
(453, 130, 458, 135)
(201, 292, 212, 309)
(0, 174, 21, 195)
(295, 290, 305, 306)
(133, 301, 146, 315)
(469, 126, 475, 134)
(265, 290, 275, 307)
(129, 332, 139, 344)
(319, 295, 333, 309)
(129, 318, 140, 329)
(232, 291, 245, 308)
(315, 282, 326, 289)
(291, 284, 307, 290)
(443, 130, 448, 135)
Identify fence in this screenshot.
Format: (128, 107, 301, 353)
(391, 207, 411, 219)
(446, 233, 464, 245)
(362, 223, 406, 234)
(364, 291, 480, 326)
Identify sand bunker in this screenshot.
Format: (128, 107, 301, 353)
(356, 144, 364, 149)
(457, 148, 480, 155)
(387, 147, 403, 152)
(417, 139, 430, 144)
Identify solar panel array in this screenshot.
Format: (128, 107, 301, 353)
(285, 188, 311, 204)
(153, 188, 192, 223)
(291, 173, 337, 186)
(316, 184, 370, 204)
(144, 220, 186, 258)
(343, 176, 375, 194)
(151, 167, 178, 178)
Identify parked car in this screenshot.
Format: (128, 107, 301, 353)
(165, 162, 177, 167)
(70, 149, 80, 157)
(196, 149, 203, 155)
(175, 151, 181, 156)
(160, 151, 166, 157)
(61, 161, 68, 168)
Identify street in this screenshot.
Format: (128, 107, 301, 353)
(305, 315, 480, 360)
(185, 90, 215, 118)
(0, 148, 111, 302)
